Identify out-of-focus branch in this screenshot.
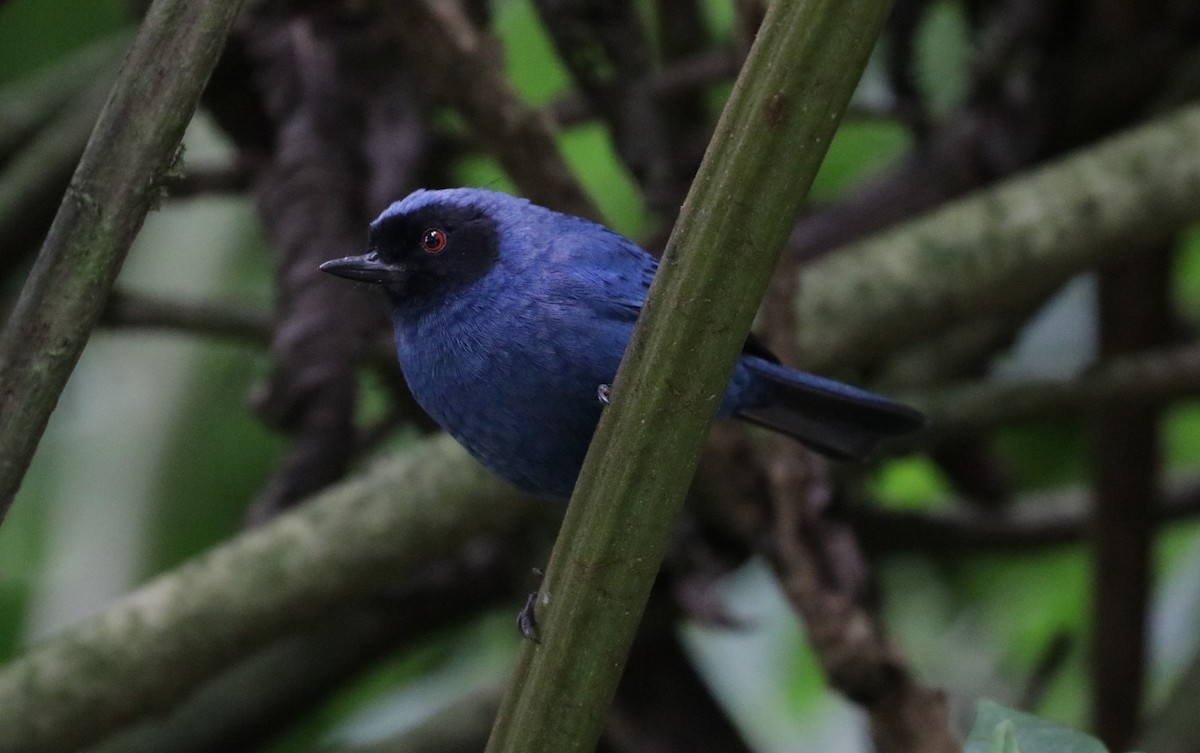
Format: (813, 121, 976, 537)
(908, 341, 1200, 439)
(532, 0, 673, 232)
(0, 434, 547, 753)
(794, 104, 1200, 372)
(0, 0, 245, 524)
(533, 0, 659, 174)
(85, 536, 540, 753)
(0, 82, 111, 277)
(548, 51, 736, 128)
(0, 34, 127, 162)
(763, 449, 958, 753)
(385, 0, 601, 221)
(847, 473, 1200, 555)
(240, 13, 395, 519)
(101, 289, 272, 345)
(164, 159, 256, 198)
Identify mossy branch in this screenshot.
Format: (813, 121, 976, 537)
(794, 103, 1200, 371)
(0, 435, 544, 753)
(0, 0, 244, 524)
(484, 2, 897, 752)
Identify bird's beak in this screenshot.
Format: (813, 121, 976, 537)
(319, 252, 402, 284)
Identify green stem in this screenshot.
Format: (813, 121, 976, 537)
(484, 2, 895, 752)
(0, 0, 244, 524)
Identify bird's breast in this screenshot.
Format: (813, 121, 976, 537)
(390, 290, 620, 499)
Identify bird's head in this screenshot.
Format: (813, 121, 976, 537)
(320, 188, 512, 304)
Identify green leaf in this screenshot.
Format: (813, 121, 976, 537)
(966, 701, 1108, 753)
(988, 720, 1020, 753)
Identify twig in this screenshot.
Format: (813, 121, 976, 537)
(0, 0, 246, 524)
(763, 444, 958, 753)
(548, 50, 736, 127)
(164, 160, 256, 198)
(1017, 633, 1073, 712)
(101, 289, 272, 345)
(533, 0, 674, 231)
(846, 472, 1200, 555)
(758, 99, 957, 752)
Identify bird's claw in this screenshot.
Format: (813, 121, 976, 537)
(517, 590, 541, 642)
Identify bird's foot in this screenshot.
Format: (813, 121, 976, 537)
(517, 567, 544, 642)
(517, 591, 541, 642)
(597, 383, 612, 405)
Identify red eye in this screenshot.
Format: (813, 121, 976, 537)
(421, 228, 447, 254)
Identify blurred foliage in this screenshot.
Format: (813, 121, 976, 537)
(0, 0, 130, 85)
(965, 701, 1110, 753)
(1, 0, 1200, 751)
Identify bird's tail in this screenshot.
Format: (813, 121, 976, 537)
(737, 356, 924, 460)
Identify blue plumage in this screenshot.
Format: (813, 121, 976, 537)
(321, 188, 922, 500)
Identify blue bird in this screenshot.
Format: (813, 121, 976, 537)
(320, 188, 922, 501)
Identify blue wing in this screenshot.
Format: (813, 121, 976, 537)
(543, 222, 657, 323)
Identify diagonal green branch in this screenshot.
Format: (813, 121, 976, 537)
(0, 0, 245, 524)
(484, 2, 897, 752)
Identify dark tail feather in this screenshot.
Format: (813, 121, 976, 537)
(737, 357, 924, 460)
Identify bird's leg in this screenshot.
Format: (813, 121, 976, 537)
(517, 567, 544, 642)
(597, 383, 612, 405)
